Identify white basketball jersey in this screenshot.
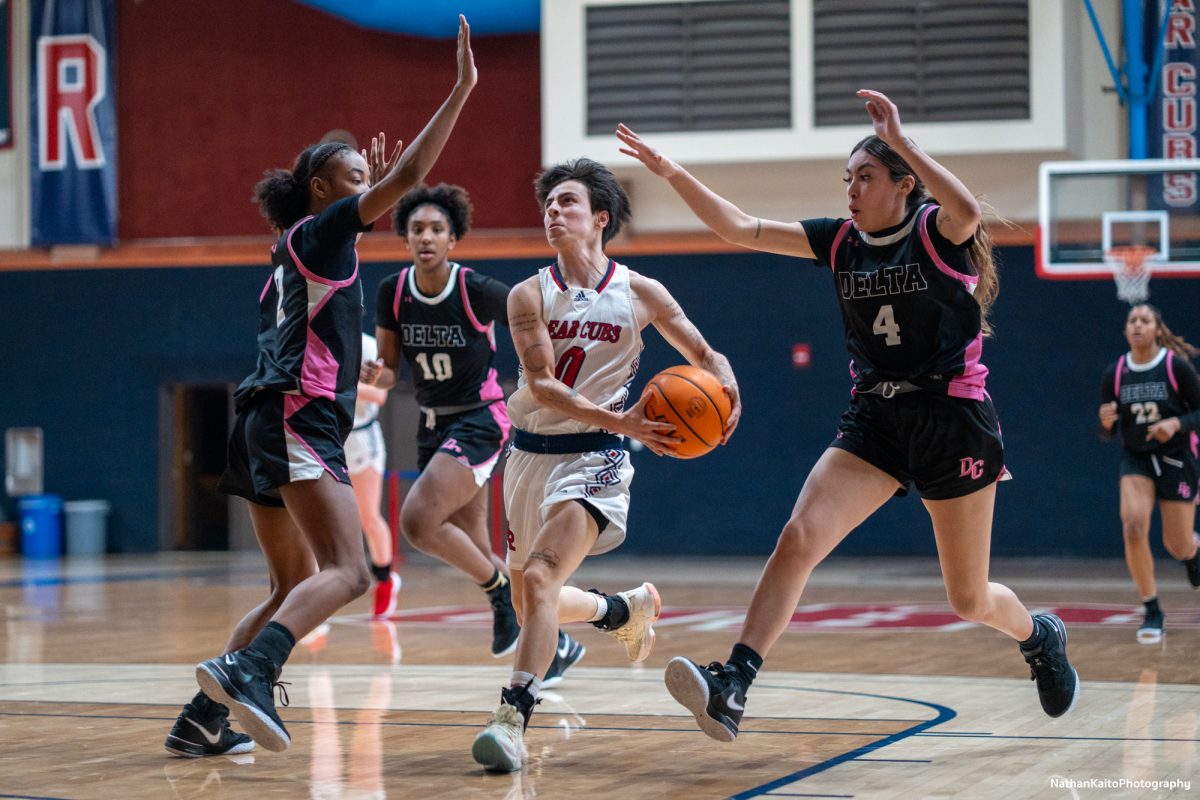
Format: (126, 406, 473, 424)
(508, 260, 644, 435)
(353, 333, 381, 427)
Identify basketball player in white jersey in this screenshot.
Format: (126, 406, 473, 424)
(345, 333, 399, 617)
(471, 158, 740, 772)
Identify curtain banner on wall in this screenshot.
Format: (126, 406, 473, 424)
(1, 0, 11, 148)
(1145, 1, 1200, 208)
(29, 0, 117, 245)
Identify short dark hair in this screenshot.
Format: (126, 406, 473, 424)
(534, 158, 631, 245)
(391, 183, 473, 239)
(252, 141, 353, 231)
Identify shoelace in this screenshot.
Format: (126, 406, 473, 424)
(272, 679, 291, 708)
(704, 662, 731, 683)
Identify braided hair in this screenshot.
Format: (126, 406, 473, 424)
(253, 142, 354, 231)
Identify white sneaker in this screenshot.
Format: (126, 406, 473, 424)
(607, 582, 661, 663)
(472, 703, 526, 772)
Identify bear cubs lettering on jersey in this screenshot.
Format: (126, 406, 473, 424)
(547, 319, 623, 343)
(837, 263, 929, 300)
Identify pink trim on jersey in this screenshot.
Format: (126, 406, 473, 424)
(478, 367, 505, 402)
(259, 273, 273, 303)
(300, 328, 339, 400)
(1167, 350, 1179, 392)
(918, 206, 978, 293)
(1114, 355, 1125, 397)
(459, 267, 490, 333)
(486, 400, 513, 456)
(1191, 431, 1198, 459)
(830, 220, 853, 270)
(286, 216, 359, 289)
(393, 267, 410, 323)
(947, 332, 988, 400)
(848, 359, 860, 396)
(282, 401, 337, 480)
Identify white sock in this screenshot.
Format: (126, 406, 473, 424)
(586, 593, 608, 623)
(509, 671, 542, 699)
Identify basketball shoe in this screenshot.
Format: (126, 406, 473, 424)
(1181, 531, 1200, 588)
(1137, 604, 1165, 644)
(603, 582, 660, 662)
(372, 571, 401, 617)
(195, 650, 291, 752)
(664, 656, 746, 742)
(488, 579, 521, 657)
(1020, 613, 1080, 718)
(164, 692, 255, 758)
(472, 686, 535, 772)
(542, 631, 585, 689)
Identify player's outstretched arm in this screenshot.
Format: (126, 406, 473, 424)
(616, 123, 815, 260)
(357, 15, 478, 226)
(633, 273, 741, 443)
(857, 89, 980, 245)
(508, 278, 678, 452)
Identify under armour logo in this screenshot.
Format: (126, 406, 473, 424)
(959, 457, 985, 480)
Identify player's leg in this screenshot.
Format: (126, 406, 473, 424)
(1120, 474, 1163, 642)
(473, 500, 595, 772)
(665, 447, 898, 742)
(353, 461, 400, 617)
(1159, 498, 1199, 586)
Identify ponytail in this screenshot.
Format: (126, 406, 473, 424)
(1138, 303, 1200, 361)
(252, 142, 353, 231)
(851, 135, 1002, 336)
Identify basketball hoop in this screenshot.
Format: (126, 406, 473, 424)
(1104, 245, 1157, 304)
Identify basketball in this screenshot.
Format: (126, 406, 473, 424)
(641, 365, 731, 458)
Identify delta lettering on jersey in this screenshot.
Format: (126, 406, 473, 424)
(401, 323, 467, 348)
(837, 263, 928, 300)
(29, 0, 117, 245)
(546, 319, 623, 342)
(1120, 381, 1169, 404)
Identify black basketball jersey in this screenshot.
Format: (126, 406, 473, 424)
(1101, 347, 1200, 455)
(234, 195, 369, 430)
(375, 263, 510, 407)
(803, 204, 988, 399)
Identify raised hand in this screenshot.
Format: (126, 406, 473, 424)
(456, 14, 478, 92)
(616, 123, 678, 178)
(363, 132, 403, 187)
(857, 89, 904, 147)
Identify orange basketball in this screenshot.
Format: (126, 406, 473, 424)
(641, 365, 731, 458)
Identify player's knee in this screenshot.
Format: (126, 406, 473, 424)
(519, 563, 557, 605)
(344, 562, 372, 599)
(1121, 519, 1150, 542)
(946, 588, 991, 622)
(399, 503, 435, 548)
(775, 518, 823, 566)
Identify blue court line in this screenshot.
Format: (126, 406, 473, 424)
(0, 565, 262, 589)
(728, 684, 957, 800)
(851, 757, 932, 763)
(0, 795, 70, 800)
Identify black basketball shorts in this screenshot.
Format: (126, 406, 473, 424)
(416, 401, 512, 485)
(830, 391, 1008, 500)
(218, 390, 352, 507)
(1119, 447, 1200, 503)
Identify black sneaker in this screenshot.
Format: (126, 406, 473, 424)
(488, 580, 521, 658)
(1182, 534, 1200, 588)
(1020, 613, 1080, 718)
(664, 656, 745, 742)
(1137, 605, 1165, 644)
(542, 631, 586, 689)
(195, 651, 291, 752)
(164, 693, 255, 758)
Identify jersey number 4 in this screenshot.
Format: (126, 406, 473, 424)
(873, 304, 902, 346)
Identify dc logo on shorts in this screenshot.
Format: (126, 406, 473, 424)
(1179, 481, 1193, 500)
(959, 457, 985, 480)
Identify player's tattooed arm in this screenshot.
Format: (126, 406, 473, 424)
(511, 310, 540, 334)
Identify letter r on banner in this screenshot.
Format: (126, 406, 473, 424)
(37, 34, 106, 169)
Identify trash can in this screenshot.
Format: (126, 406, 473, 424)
(18, 494, 63, 558)
(64, 499, 110, 556)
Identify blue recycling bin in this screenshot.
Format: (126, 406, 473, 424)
(19, 494, 63, 558)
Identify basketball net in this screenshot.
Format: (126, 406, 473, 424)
(1104, 245, 1156, 304)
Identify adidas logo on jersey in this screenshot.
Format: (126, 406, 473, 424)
(573, 290, 589, 302)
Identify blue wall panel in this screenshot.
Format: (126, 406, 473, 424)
(1, 247, 1194, 555)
